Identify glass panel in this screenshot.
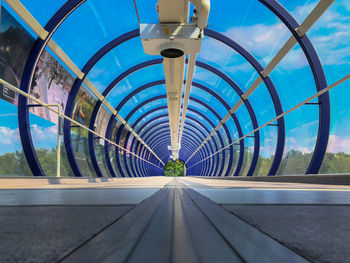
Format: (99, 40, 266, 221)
(240, 137, 255, 176)
(70, 86, 98, 177)
(190, 87, 229, 118)
(118, 85, 165, 119)
(106, 64, 165, 104)
(229, 144, 240, 176)
(186, 112, 213, 132)
(188, 100, 220, 127)
(0, 100, 32, 176)
(320, 81, 350, 174)
(270, 44, 316, 110)
(52, 0, 140, 68)
(235, 104, 253, 135)
(125, 133, 135, 177)
(203, 0, 291, 72)
(254, 126, 278, 176)
(127, 98, 167, 124)
(93, 106, 113, 177)
(19, 0, 63, 27)
(248, 83, 275, 125)
(307, 1, 350, 85)
(141, 123, 169, 141)
(134, 111, 168, 133)
(193, 66, 240, 107)
(117, 126, 129, 177)
(29, 113, 58, 177)
(277, 105, 319, 175)
(224, 117, 239, 142)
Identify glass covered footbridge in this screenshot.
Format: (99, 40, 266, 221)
(0, 0, 350, 262)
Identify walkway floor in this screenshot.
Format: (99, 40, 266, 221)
(0, 177, 349, 262)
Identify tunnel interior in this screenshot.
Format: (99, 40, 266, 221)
(0, 0, 348, 179)
(0, 1, 350, 263)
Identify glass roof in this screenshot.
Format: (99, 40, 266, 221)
(1, 0, 349, 178)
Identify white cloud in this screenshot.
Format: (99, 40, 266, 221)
(0, 126, 18, 145)
(285, 136, 312, 154)
(201, 1, 350, 77)
(0, 113, 17, 117)
(30, 124, 57, 143)
(327, 135, 350, 154)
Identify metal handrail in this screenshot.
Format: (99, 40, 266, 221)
(0, 78, 162, 178)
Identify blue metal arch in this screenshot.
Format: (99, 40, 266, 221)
(16, 1, 329, 179)
(131, 111, 220, 176)
(155, 134, 209, 176)
(204, 28, 285, 176)
(113, 91, 232, 177)
(113, 94, 229, 177)
(195, 61, 260, 176)
(110, 81, 236, 177)
(146, 127, 211, 165)
(129, 106, 218, 163)
(88, 60, 259, 178)
(152, 136, 206, 176)
(146, 128, 214, 176)
(64, 29, 140, 178)
(88, 57, 259, 176)
(18, 0, 86, 176)
(111, 105, 224, 178)
(66, 28, 281, 178)
(259, 0, 330, 174)
(137, 118, 216, 163)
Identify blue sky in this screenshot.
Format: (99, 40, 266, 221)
(1, 0, 350, 167)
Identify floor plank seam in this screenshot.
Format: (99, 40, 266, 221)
(183, 188, 247, 262)
(56, 206, 135, 262)
(220, 205, 312, 262)
(123, 189, 169, 262)
(0, 204, 137, 208)
(218, 203, 350, 206)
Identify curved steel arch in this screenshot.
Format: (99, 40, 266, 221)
(148, 130, 208, 161)
(195, 61, 260, 176)
(107, 81, 238, 177)
(203, 28, 285, 175)
(112, 91, 233, 177)
(66, 28, 280, 178)
(146, 127, 211, 164)
(146, 128, 215, 176)
(132, 109, 217, 154)
(183, 108, 226, 176)
(107, 104, 224, 178)
(113, 93, 231, 177)
(18, 0, 86, 176)
(154, 133, 210, 176)
(259, 0, 330, 174)
(131, 111, 223, 176)
(89, 58, 259, 176)
(138, 119, 215, 162)
(131, 111, 220, 176)
(87, 50, 267, 178)
(16, 1, 329, 179)
(64, 29, 140, 178)
(152, 136, 207, 176)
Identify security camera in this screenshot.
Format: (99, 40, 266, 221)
(140, 24, 202, 57)
(160, 42, 184, 58)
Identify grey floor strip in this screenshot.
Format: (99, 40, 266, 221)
(185, 187, 309, 263)
(60, 179, 309, 263)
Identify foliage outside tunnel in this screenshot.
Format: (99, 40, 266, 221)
(164, 160, 185, 177)
(1, 148, 350, 177)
